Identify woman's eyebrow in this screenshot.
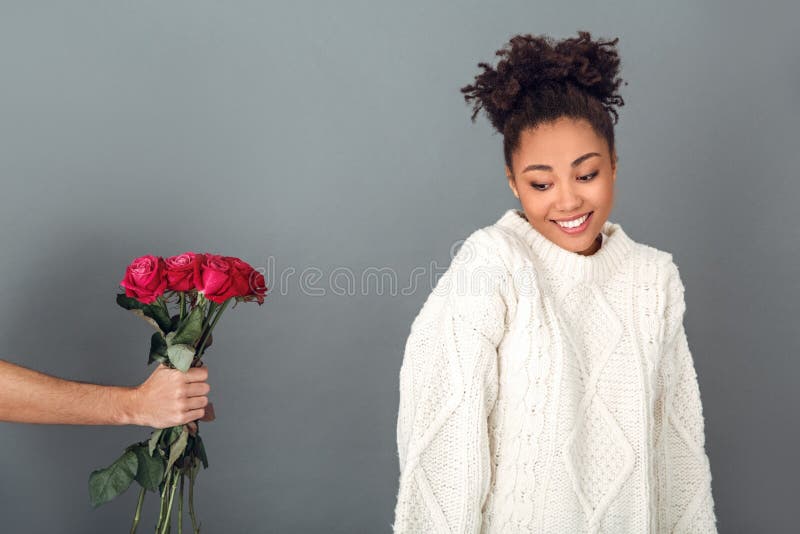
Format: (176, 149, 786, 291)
(522, 152, 601, 173)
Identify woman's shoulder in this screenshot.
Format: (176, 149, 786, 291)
(627, 241, 686, 305)
(432, 225, 518, 304)
(630, 241, 675, 268)
(457, 217, 539, 270)
(448, 224, 519, 277)
(411, 224, 515, 343)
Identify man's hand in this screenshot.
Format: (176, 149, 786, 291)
(0, 359, 216, 427)
(187, 401, 215, 436)
(129, 364, 211, 429)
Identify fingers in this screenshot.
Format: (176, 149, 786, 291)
(184, 365, 209, 383)
(178, 402, 215, 430)
(176, 400, 206, 425)
(140, 362, 212, 428)
(185, 382, 210, 397)
(184, 395, 209, 411)
(183, 403, 214, 431)
(184, 408, 206, 423)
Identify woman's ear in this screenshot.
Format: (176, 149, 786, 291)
(506, 166, 519, 199)
(611, 152, 618, 183)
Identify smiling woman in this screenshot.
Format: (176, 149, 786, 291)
(507, 120, 616, 256)
(462, 31, 624, 258)
(392, 30, 718, 533)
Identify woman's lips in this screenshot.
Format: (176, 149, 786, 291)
(551, 211, 593, 234)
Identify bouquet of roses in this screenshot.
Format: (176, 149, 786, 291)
(88, 252, 267, 533)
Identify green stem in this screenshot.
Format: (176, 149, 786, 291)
(178, 472, 184, 534)
(156, 467, 173, 531)
(188, 460, 199, 533)
(192, 300, 216, 363)
(202, 300, 217, 330)
(180, 293, 186, 321)
(158, 296, 170, 319)
(196, 299, 229, 358)
(159, 468, 180, 534)
(130, 486, 145, 534)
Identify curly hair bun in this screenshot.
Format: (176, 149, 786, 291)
(461, 30, 627, 133)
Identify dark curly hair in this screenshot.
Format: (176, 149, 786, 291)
(460, 31, 627, 174)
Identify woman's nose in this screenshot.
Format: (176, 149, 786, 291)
(554, 183, 581, 212)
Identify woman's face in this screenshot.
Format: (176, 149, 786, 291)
(506, 117, 617, 256)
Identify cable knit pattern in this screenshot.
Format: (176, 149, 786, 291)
(392, 208, 717, 533)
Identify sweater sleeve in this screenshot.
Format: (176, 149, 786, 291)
(654, 260, 718, 533)
(392, 230, 510, 534)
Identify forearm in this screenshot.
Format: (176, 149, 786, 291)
(654, 326, 717, 532)
(0, 359, 139, 426)
(394, 319, 499, 533)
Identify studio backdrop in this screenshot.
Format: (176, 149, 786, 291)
(0, 1, 797, 532)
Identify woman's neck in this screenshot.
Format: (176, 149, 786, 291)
(577, 233, 603, 257)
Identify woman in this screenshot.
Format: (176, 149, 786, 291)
(392, 31, 717, 533)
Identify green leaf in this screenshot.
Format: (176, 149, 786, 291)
(194, 435, 209, 469)
(165, 426, 189, 474)
(116, 293, 172, 333)
(130, 310, 162, 333)
(148, 429, 164, 456)
(167, 344, 195, 372)
(164, 425, 184, 447)
(171, 305, 204, 346)
(88, 449, 138, 507)
(132, 445, 165, 491)
(148, 332, 168, 365)
(116, 293, 144, 311)
(123, 442, 142, 453)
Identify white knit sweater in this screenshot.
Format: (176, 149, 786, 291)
(392, 208, 717, 533)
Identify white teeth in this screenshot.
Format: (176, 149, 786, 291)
(555, 213, 588, 228)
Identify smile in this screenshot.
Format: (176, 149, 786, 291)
(551, 211, 593, 234)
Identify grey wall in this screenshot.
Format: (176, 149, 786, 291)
(0, 1, 797, 532)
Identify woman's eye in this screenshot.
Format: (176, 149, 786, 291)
(529, 172, 598, 192)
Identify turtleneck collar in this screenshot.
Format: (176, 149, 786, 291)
(495, 208, 635, 283)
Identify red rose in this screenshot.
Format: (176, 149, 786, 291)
(120, 255, 168, 304)
(197, 254, 238, 304)
(224, 256, 256, 297)
(164, 252, 202, 292)
(249, 270, 268, 304)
